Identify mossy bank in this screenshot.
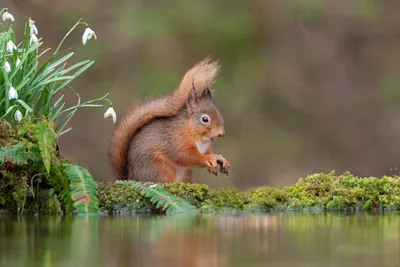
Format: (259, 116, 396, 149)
(3, 120, 400, 215)
(98, 171, 400, 214)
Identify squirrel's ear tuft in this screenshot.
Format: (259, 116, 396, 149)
(187, 80, 198, 115)
(201, 87, 212, 99)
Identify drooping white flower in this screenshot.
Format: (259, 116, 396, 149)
(8, 86, 18, 100)
(16, 58, 21, 67)
(6, 40, 17, 53)
(29, 19, 38, 35)
(82, 27, 97, 45)
(30, 34, 38, 45)
(4, 61, 11, 73)
(14, 110, 22, 122)
(2, 11, 14, 22)
(104, 106, 117, 124)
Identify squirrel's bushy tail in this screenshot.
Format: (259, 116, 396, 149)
(109, 58, 220, 180)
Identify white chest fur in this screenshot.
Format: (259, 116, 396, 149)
(196, 141, 209, 155)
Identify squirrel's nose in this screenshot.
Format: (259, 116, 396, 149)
(218, 131, 225, 138)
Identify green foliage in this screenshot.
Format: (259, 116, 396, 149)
(35, 122, 56, 173)
(50, 160, 73, 213)
(65, 164, 99, 214)
(115, 180, 197, 215)
(0, 118, 98, 214)
(0, 9, 117, 215)
(0, 144, 27, 164)
(0, 10, 113, 135)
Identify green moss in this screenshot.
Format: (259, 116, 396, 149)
(97, 181, 154, 214)
(97, 171, 400, 214)
(244, 186, 287, 211)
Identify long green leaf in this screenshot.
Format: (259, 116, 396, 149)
(16, 99, 33, 113)
(36, 122, 56, 174)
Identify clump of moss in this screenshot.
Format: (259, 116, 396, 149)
(160, 182, 248, 211)
(244, 186, 287, 211)
(1, 119, 54, 214)
(283, 171, 400, 211)
(97, 181, 153, 214)
(0, 118, 75, 214)
(161, 182, 212, 208)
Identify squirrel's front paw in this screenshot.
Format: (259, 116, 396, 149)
(214, 154, 230, 176)
(206, 159, 218, 176)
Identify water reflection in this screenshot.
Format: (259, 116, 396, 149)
(0, 213, 399, 267)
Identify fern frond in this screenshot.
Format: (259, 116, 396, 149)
(0, 144, 28, 164)
(36, 122, 56, 174)
(115, 180, 197, 215)
(50, 161, 74, 213)
(64, 164, 99, 214)
(26, 145, 43, 163)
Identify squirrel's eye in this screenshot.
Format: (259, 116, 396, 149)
(201, 115, 210, 124)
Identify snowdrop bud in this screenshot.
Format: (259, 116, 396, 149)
(104, 106, 117, 124)
(4, 61, 11, 73)
(16, 58, 21, 67)
(8, 86, 18, 100)
(29, 19, 38, 35)
(2, 11, 14, 22)
(30, 34, 38, 45)
(14, 110, 22, 122)
(82, 27, 97, 45)
(6, 40, 17, 53)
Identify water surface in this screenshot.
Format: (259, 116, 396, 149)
(0, 213, 399, 267)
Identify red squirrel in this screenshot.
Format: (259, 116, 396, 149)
(108, 58, 230, 183)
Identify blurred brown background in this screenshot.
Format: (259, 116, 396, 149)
(4, 0, 400, 189)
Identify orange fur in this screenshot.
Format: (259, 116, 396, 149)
(108, 58, 219, 180)
(154, 152, 177, 183)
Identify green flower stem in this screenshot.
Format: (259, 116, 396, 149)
(54, 19, 89, 55)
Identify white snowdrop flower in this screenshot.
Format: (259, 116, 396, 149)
(8, 86, 18, 100)
(16, 58, 21, 67)
(82, 27, 97, 45)
(14, 110, 22, 122)
(6, 40, 17, 53)
(2, 11, 14, 22)
(30, 34, 38, 45)
(29, 19, 38, 35)
(104, 106, 117, 124)
(4, 61, 11, 73)
(149, 184, 157, 188)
